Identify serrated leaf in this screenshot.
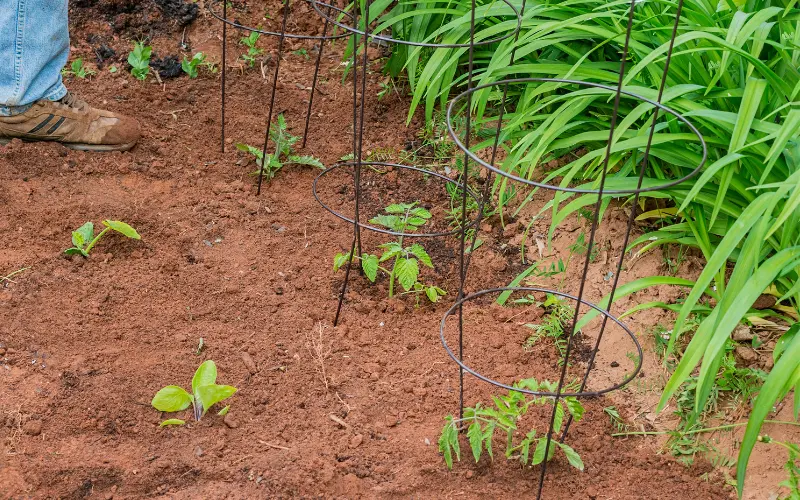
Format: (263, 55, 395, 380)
(409, 243, 433, 267)
(558, 442, 584, 471)
(553, 404, 565, 434)
(361, 254, 379, 282)
(152, 385, 193, 412)
(370, 214, 403, 231)
(426, 286, 439, 302)
(410, 207, 432, 219)
(195, 385, 237, 416)
(288, 155, 325, 169)
(467, 421, 482, 462)
(192, 360, 217, 396)
(160, 418, 186, 427)
(384, 203, 410, 214)
(103, 220, 140, 240)
(218, 405, 230, 416)
(520, 438, 531, 465)
(406, 217, 428, 228)
(379, 242, 403, 262)
(395, 258, 419, 291)
(484, 422, 495, 461)
(564, 397, 585, 422)
(774, 323, 799, 363)
(333, 252, 351, 272)
(439, 416, 458, 469)
(531, 437, 548, 465)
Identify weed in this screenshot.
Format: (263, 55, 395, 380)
(333, 202, 446, 303)
(305, 322, 332, 391)
(64, 220, 140, 258)
(293, 48, 309, 59)
(523, 293, 574, 358)
(127, 41, 152, 81)
(181, 52, 206, 79)
(439, 377, 585, 470)
(62, 58, 95, 79)
(236, 114, 324, 182)
(1, 267, 30, 287)
(756, 437, 800, 500)
(568, 231, 599, 263)
(603, 406, 628, 433)
(240, 32, 264, 68)
(152, 360, 237, 426)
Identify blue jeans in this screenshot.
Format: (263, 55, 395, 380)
(0, 0, 69, 116)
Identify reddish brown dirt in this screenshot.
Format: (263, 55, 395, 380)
(0, 1, 744, 498)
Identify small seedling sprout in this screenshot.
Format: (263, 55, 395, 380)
(64, 220, 140, 258)
(128, 41, 152, 81)
(151, 360, 237, 427)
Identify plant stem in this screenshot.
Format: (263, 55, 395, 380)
(84, 227, 111, 255)
(612, 419, 800, 438)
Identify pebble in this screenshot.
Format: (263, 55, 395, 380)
(610, 361, 620, 368)
(223, 414, 239, 429)
(194, 446, 204, 457)
(241, 352, 258, 374)
(412, 387, 428, 397)
(349, 434, 364, 449)
(465, 471, 474, 479)
(23, 419, 42, 436)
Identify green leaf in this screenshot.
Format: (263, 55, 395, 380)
(160, 418, 186, 427)
(72, 222, 94, 248)
(385, 203, 411, 214)
(102, 220, 140, 240)
(195, 384, 237, 415)
(564, 398, 585, 422)
(484, 421, 495, 462)
(152, 385, 193, 412)
(774, 324, 799, 363)
(64, 247, 88, 257)
(439, 416, 459, 469)
(192, 360, 218, 395)
(406, 217, 428, 228)
(361, 254, 379, 282)
(218, 405, 230, 416)
(395, 258, 419, 292)
(558, 442, 584, 471)
(425, 286, 440, 302)
(410, 207, 432, 219)
(370, 214, 403, 231)
(531, 437, 548, 466)
(379, 242, 403, 262)
(333, 252, 352, 272)
(467, 421, 482, 462)
(288, 155, 325, 169)
(409, 243, 433, 267)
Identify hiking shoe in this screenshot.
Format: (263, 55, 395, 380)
(0, 92, 140, 152)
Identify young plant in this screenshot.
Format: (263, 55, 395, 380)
(128, 41, 152, 81)
(523, 293, 575, 358)
(62, 58, 96, 79)
(181, 52, 206, 79)
(64, 220, 140, 258)
(151, 360, 237, 426)
(333, 202, 446, 303)
(439, 377, 584, 470)
(239, 32, 264, 68)
(235, 114, 324, 181)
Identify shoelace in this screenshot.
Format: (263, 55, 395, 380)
(57, 92, 89, 112)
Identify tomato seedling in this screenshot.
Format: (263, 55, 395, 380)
(333, 202, 446, 303)
(152, 360, 237, 426)
(236, 114, 324, 182)
(439, 377, 585, 471)
(64, 220, 140, 258)
(239, 32, 264, 68)
(181, 52, 206, 79)
(62, 58, 96, 79)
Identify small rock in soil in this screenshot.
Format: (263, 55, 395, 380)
(732, 324, 754, 342)
(465, 471, 474, 479)
(412, 387, 427, 397)
(223, 414, 239, 429)
(241, 352, 258, 374)
(735, 345, 758, 363)
(502, 222, 519, 238)
(610, 361, 620, 368)
(23, 419, 42, 436)
(752, 293, 777, 310)
(194, 446, 204, 457)
(349, 434, 364, 449)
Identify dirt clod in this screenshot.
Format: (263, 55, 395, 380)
(23, 419, 42, 436)
(241, 352, 258, 374)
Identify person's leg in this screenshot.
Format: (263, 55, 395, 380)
(0, 0, 69, 117)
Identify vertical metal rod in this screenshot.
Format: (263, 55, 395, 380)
(457, 0, 477, 423)
(535, 1, 637, 498)
(220, 0, 228, 153)
(355, 0, 370, 259)
(302, 7, 332, 148)
(257, 0, 291, 195)
(560, 0, 685, 442)
(464, 0, 527, 273)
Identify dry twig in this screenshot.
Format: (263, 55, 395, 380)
(306, 322, 332, 391)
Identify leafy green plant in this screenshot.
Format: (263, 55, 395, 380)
(181, 52, 206, 79)
(62, 58, 95, 79)
(333, 202, 446, 303)
(64, 220, 140, 258)
(523, 293, 575, 359)
(293, 48, 309, 59)
(439, 377, 584, 470)
(151, 360, 237, 426)
(236, 114, 324, 181)
(127, 41, 152, 81)
(240, 32, 263, 67)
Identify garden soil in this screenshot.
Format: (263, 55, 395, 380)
(0, 1, 793, 499)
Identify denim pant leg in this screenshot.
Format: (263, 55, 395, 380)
(0, 0, 70, 116)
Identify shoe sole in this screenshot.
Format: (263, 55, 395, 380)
(0, 137, 136, 152)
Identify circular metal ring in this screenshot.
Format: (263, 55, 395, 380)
(439, 286, 644, 398)
(310, 0, 522, 48)
(208, 0, 354, 40)
(312, 161, 482, 238)
(446, 78, 708, 194)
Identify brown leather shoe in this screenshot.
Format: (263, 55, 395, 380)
(0, 92, 140, 152)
